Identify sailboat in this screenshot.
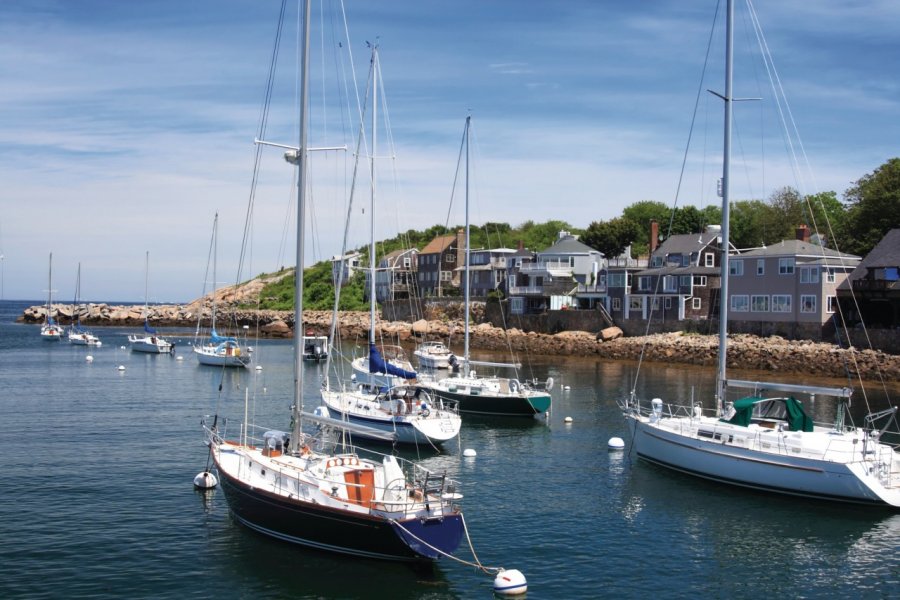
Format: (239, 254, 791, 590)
(319, 46, 461, 447)
(129, 251, 174, 354)
(193, 214, 249, 368)
(40, 252, 63, 341)
(202, 0, 466, 560)
(67, 263, 101, 347)
(619, 0, 900, 507)
(418, 117, 552, 418)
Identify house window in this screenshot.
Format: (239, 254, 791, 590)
(510, 297, 524, 315)
(730, 260, 744, 276)
(608, 273, 626, 288)
(663, 276, 677, 292)
(440, 270, 452, 282)
(757, 259, 765, 276)
(665, 297, 672, 310)
(704, 253, 714, 267)
(651, 297, 661, 311)
(692, 297, 702, 310)
(772, 295, 792, 313)
(778, 258, 795, 275)
(651, 256, 664, 267)
(638, 276, 651, 291)
(800, 295, 816, 313)
(826, 296, 837, 313)
(403, 257, 411, 268)
(682, 255, 691, 267)
(693, 275, 707, 286)
(751, 295, 769, 312)
(626, 273, 633, 288)
(800, 267, 819, 284)
(680, 275, 692, 288)
(446, 253, 455, 264)
(824, 268, 836, 283)
(612, 298, 621, 311)
(629, 296, 643, 311)
(731, 295, 749, 312)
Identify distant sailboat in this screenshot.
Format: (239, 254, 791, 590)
(192, 214, 249, 368)
(129, 251, 174, 354)
(40, 252, 63, 341)
(418, 117, 553, 418)
(67, 263, 101, 347)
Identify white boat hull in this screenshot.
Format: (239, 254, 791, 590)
(129, 334, 174, 354)
(320, 388, 460, 445)
(627, 414, 900, 507)
(194, 345, 249, 368)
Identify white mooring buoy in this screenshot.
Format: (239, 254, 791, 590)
(85, 355, 94, 363)
(255, 365, 263, 371)
(117, 365, 126, 372)
(463, 448, 477, 458)
(493, 569, 527, 595)
(193, 471, 218, 489)
(608, 436, 625, 450)
(564, 416, 573, 424)
(176, 355, 183, 361)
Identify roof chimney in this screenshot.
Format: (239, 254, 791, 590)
(796, 225, 810, 242)
(650, 220, 659, 254)
(517, 239, 524, 251)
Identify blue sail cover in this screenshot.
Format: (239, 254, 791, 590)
(209, 329, 237, 344)
(143, 320, 157, 334)
(368, 343, 417, 379)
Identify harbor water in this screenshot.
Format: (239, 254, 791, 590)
(1, 299, 897, 599)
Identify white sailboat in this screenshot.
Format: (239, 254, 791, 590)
(193, 214, 249, 368)
(67, 263, 101, 347)
(320, 45, 460, 447)
(202, 1, 467, 560)
(39, 252, 63, 341)
(620, 0, 900, 507)
(418, 117, 552, 418)
(129, 251, 174, 354)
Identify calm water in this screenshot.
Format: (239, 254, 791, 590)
(1, 299, 898, 599)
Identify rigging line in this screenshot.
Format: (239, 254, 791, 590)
(630, 0, 722, 398)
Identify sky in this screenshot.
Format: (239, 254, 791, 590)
(1, 0, 898, 303)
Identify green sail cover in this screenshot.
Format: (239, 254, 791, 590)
(726, 396, 814, 432)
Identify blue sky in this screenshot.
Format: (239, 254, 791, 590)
(1, 0, 898, 302)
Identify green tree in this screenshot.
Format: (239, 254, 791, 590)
(839, 158, 900, 256)
(581, 217, 643, 258)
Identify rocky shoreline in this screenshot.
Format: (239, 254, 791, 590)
(19, 301, 900, 382)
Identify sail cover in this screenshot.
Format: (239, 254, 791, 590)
(368, 343, 416, 379)
(209, 329, 237, 344)
(143, 320, 157, 334)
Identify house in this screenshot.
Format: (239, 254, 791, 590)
(727, 226, 860, 338)
(460, 248, 516, 298)
(837, 227, 900, 329)
(416, 230, 464, 297)
(625, 225, 724, 327)
(507, 231, 603, 315)
(374, 248, 419, 303)
(330, 251, 362, 286)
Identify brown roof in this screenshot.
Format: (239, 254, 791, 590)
(420, 234, 457, 255)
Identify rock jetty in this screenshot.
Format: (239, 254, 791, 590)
(19, 302, 900, 382)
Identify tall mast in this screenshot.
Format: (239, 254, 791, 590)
(144, 251, 150, 312)
(211, 213, 218, 333)
(463, 116, 471, 375)
(290, 0, 311, 453)
(368, 47, 378, 347)
(716, 0, 734, 413)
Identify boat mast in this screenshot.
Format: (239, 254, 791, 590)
(463, 116, 471, 376)
(290, 0, 311, 454)
(143, 250, 150, 315)
(211, 213, 218, 334)
(46, 252, 53, 321)
(368, 47, 378, 348)
(716, 0, 734, 414)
